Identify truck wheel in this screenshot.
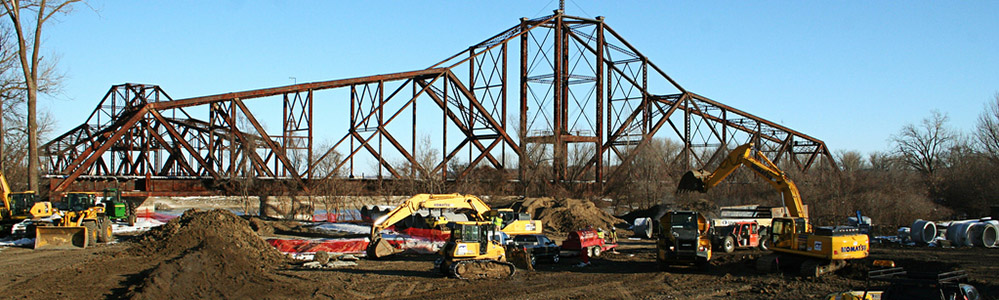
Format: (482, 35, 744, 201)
(83, 221, 98, 245)
(592, 246, 602, 257)
(97, 218, 112, 243)
(723, 236, 735, 253)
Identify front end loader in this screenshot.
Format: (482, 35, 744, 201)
(35, 192, 112, 250)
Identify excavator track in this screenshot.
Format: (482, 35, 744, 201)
(447, 259, 515, 280)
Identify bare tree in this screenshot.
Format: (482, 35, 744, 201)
(975, 93, 999, 163)
(835, 150, 865, 173)
(890, 110, 955, 176)
(1, 0, 78, 192)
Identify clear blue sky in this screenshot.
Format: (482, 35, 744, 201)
(38, 1, 999, 157)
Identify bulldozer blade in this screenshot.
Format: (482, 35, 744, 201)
(365, 237, 401, 259)
(676, 170, 711, 193)
(505, 247, 534, 271)
(34, 226, 88, 250)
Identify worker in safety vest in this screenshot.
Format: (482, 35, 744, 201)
(597, 228, 605, 240)
(492, 215, 503, 230)
(608, 227, 618, 244)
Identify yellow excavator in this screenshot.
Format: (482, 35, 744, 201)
(366, 193, 542, 259)
(435, 221, 516, 279)
(678, 143, 869, 277)
(1, 171, 57, 237)
(34, 192, 113, 249)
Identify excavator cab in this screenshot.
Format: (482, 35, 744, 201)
(769, 217, 809, 250)
(436, 221, 516, 279)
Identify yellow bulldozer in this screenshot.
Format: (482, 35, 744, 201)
(34, 192, 113, 250)
(434, 221, 516, 279)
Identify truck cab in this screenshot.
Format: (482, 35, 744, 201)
(657, 211, 711, 269)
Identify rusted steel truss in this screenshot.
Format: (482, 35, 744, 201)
(43, 10, 834, 197)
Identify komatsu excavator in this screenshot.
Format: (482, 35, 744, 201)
(677, 143, 869, 277)
(366, 193, 542, 259)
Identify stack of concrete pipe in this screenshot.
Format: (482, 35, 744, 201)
(910, 218, 998, 247)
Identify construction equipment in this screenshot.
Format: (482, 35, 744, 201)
(434, 221, 516, 279)
(34, 192, 113, 249)
(561, 228, 617, 258)
(656, 211, 712, 269)
(1, 170, 57, 237)
(714, 221, 764, 252)
(101, 188, 136, 226)
(366, 193, 542, 258)
(677, 143, 870, 277)
(827, 267, 981, 300)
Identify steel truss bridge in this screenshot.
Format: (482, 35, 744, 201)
(42, 10, 835, 198)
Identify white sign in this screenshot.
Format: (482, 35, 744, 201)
(457, 244, 468, 255)
(813, 241, 822, 251)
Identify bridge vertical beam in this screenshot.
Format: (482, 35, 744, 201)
(595, 16, 605, 188)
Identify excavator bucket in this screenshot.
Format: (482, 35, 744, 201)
(34, 226, 88, 249)
(677, 170, 711, 193)
(366, 237, 401, 259)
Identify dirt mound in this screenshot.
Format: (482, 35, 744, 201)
(518, 197, 624, 234)
(127, 209, 310, 299)
(248, 217, 275, 235)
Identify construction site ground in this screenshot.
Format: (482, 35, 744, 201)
(2, 222, 997, 300)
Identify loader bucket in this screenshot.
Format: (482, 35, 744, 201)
(676, 170, 711, 193)
(34, 226, 88, 249)
(365, 237, 400, 259)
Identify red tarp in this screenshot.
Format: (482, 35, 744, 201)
(136, 209, 179, 223)
(267, 238, 377, 254)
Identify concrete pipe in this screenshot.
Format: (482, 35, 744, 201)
(910, 220, 937, 244)
(968, 222, 997, 248)
(947, 222, 974, 247)
(633, 217, 654, 239)
(982, 220, 999, 248)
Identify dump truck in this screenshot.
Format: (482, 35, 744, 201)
(678, 143, 870, 277)
(367, 193, 542, 258)
(656, 210, 712, 269)
(434, 221, 516, 279)
(34, 192, 113, 249)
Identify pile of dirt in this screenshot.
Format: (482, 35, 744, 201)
(127, 209, 311, 299)
(518, 197, 624, 234)
(247, 217, 275, 235)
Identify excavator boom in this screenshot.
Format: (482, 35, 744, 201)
(677, 143, 806, 218)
